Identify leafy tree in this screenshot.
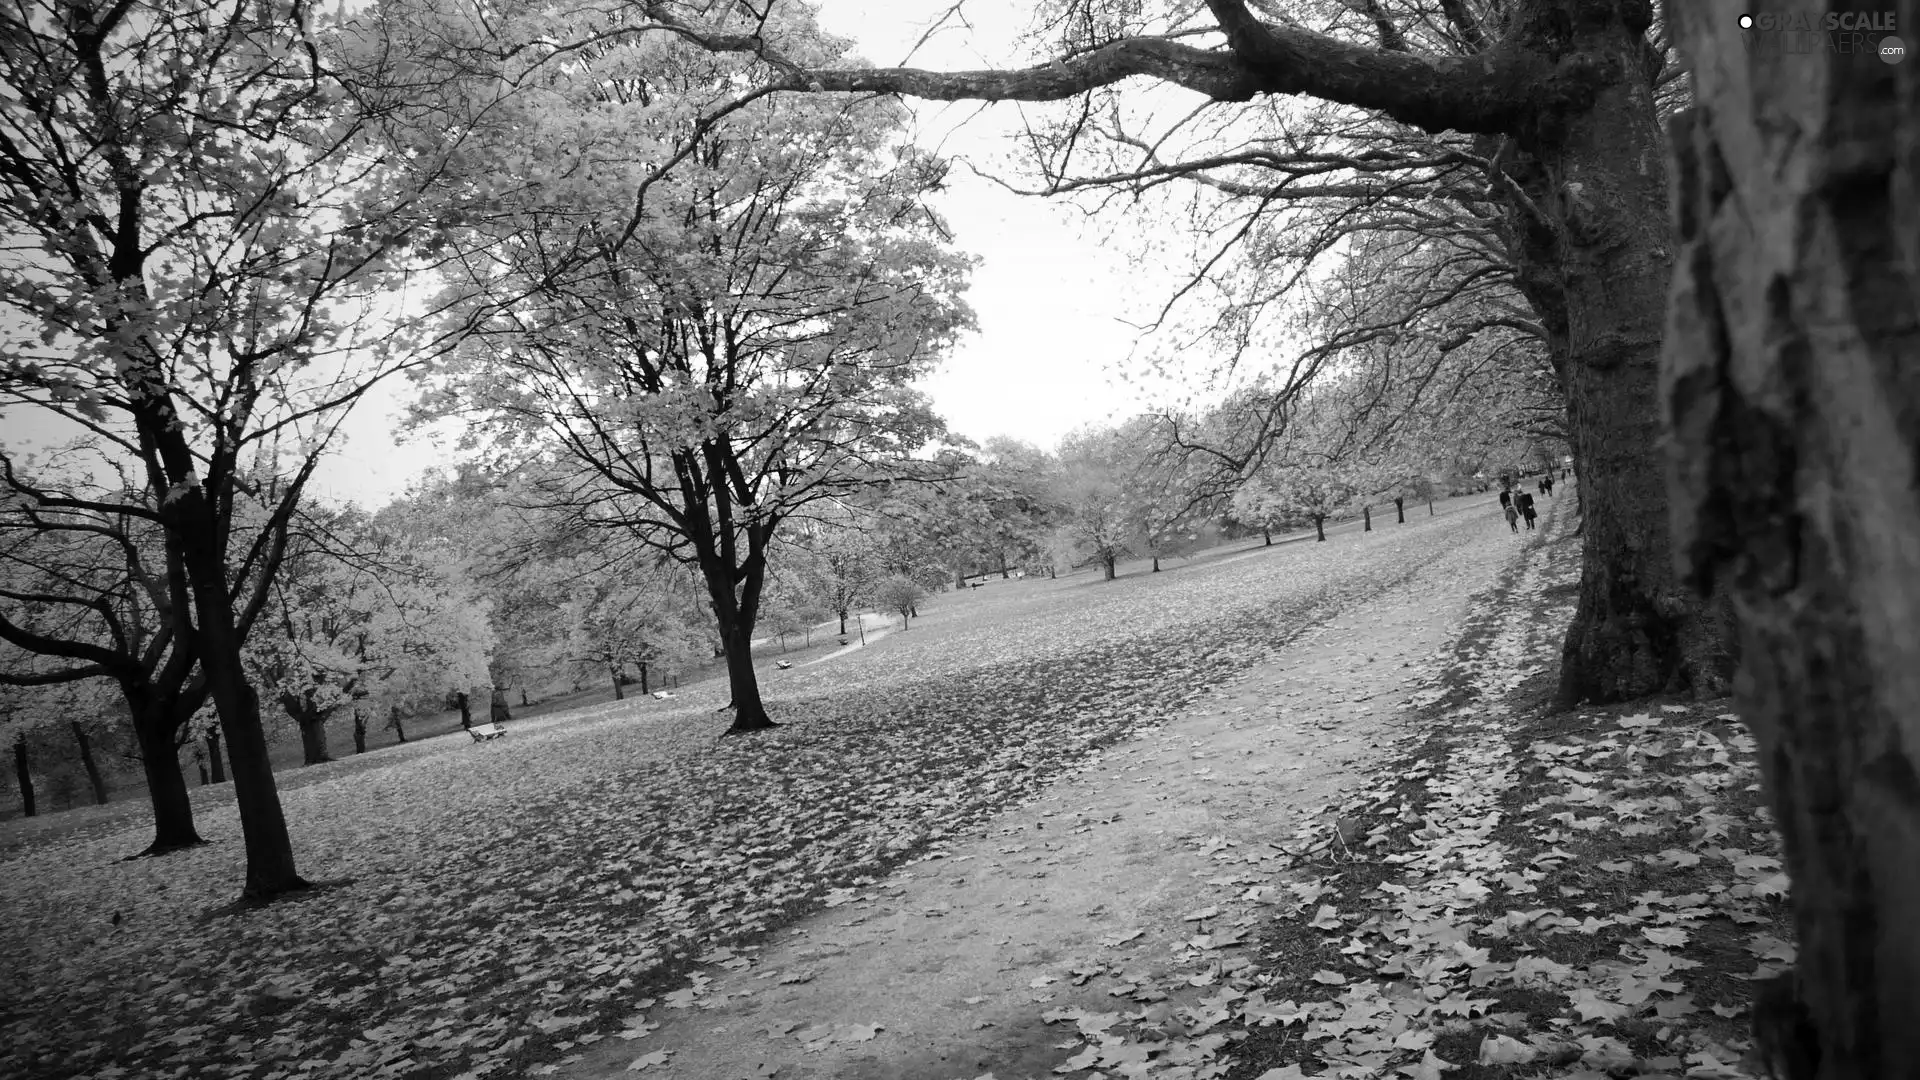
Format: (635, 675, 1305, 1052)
(0, 0, 477, 900)
(1051, 429, 1138, 580)
(421, 31, 971, 734)
(641, 0, 1724, 707)
(874, 575, 924, 631)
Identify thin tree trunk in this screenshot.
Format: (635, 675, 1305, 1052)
(388, 706, 406, 744)
(837, 610, 848, 635)
(351, 710, 367, 755)
(1664, 11, 1920, 1072)
(610, 664, 624, 701)
(455, 692, 472, 730)
(520, 688, 529, 707)
(638, 660, 649, 695)
(169, 494, 306, 902)
(206, 730, 225, 784)
(13, 736, 34, 818)
(1263, 527, 1272, 546)
(1363, 505, 1372, 532)
(1429, 499, 1434, 516)
(1395, 497, 1405, 524)
(71, 721, 108, 805)
(1314, 516, 1326, 543)
(1151, 555, 1161, 572)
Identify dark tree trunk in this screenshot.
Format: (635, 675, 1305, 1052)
(1363, 505, 1372, 532)
(388, 706, 406, 744)
(1484, 6, 1731, 708)
(296, 715, 330, 767)
(168, 490, 307, 901)
(1263, 527, 1272, 546)
(489, 688, 512, 725)
(719, 621, 775, 734)
(1394, 497, 1405, 524)
(1313, 515, 1326, 543)
(520, 688, 528, 707)
(837, 609, 848, 635)
(13, 736, 34, 818)
(1664, 8, 1920, 1073)
(999, 554, 1010, 579)
(352, 710, 367, 755)
(1101, 554, 1116, 580)
(610, 664, 624, 701)
(638, 661, 649, 695)
(455, 692, 472, 730)
(1428, 499, 1434, 516)
(206, 730, 225, 784)
(1151, 555, 1161, 572)
(131, 698, 202, 853)
(71, 721, 108, 805)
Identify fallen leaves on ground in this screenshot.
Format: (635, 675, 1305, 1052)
(0, 511, 1496, 1080)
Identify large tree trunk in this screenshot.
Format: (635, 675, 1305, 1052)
(1493, 4, 1732, 708)
(297, 716, 330, 767)
(719, 621, 775, 733)
(71, 721, 108, 805)
(489, 687, 512, 724)
(129, 694, 202, 852)
(13, 736, 34, 818)
(1664, 6, 1920, 1074)
(1101, 554, 1116, 580)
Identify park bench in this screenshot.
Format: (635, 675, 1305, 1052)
(968, 582, 985, 589)
(467, 723, 506, 743)
(775, 660, 793, 670)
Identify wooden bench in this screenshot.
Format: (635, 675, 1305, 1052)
(467, 723, 506, 743)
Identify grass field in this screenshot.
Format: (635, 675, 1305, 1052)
(0, 495, 1505, 1080)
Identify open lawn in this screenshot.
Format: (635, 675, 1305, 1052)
(0, 495, 1503, 1080)
(1, 487, 1783, 1080)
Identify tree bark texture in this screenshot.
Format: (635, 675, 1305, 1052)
(13, 736, 33, 818)
(71, 721, 108, 805)
(128, 691, 203, 852)
(1664, 3, 1920, 1073)
(1484, 5, 1733, 707)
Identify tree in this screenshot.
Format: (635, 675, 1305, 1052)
(1662, 4, 1918, 1072)
(423, 32, 970, 733)
(874, 575, 924, 631)
(641, 0, 1725, 707)
(1052, 428, 1139, 580)
(0, 1, 478, 901)
(791, 524, 879, 638)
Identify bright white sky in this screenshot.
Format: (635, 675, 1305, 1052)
(313, 0, 1196, 508)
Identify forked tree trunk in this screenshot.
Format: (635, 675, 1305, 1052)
(13, 736, 34, 818)
(71, 721, 108, 805)
(1664, 8, 1920, 1074)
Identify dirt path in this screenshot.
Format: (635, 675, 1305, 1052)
(554, 520, 1524, 1080)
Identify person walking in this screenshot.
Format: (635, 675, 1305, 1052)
(1499, 487, 1513, 512)
(1504, 500, 1520, 533)
(1516, 490, 1538, 530)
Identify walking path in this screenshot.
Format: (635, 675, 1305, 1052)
(554, 506, 1531, 1080)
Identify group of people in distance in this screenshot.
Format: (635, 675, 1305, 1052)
(1499, 471, 1556, 533)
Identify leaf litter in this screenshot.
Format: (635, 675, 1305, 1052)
(0, 507, 1495, 1080)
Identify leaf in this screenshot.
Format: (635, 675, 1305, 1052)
(1309, 969, 1347, 986)
(837, 1023, 882, 1043)
(1399, 1049, 1458, 1080)
(1476, 1034, 1538, 1066)
(626, 1050, 671, 1071)
(1307, 904, 1343, 930)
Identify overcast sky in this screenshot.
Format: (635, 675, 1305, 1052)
(307, 0, 1204, 507)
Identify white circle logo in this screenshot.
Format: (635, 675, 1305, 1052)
(1738, 13, 1754, 28)
(1884, 35, 1908, 63)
